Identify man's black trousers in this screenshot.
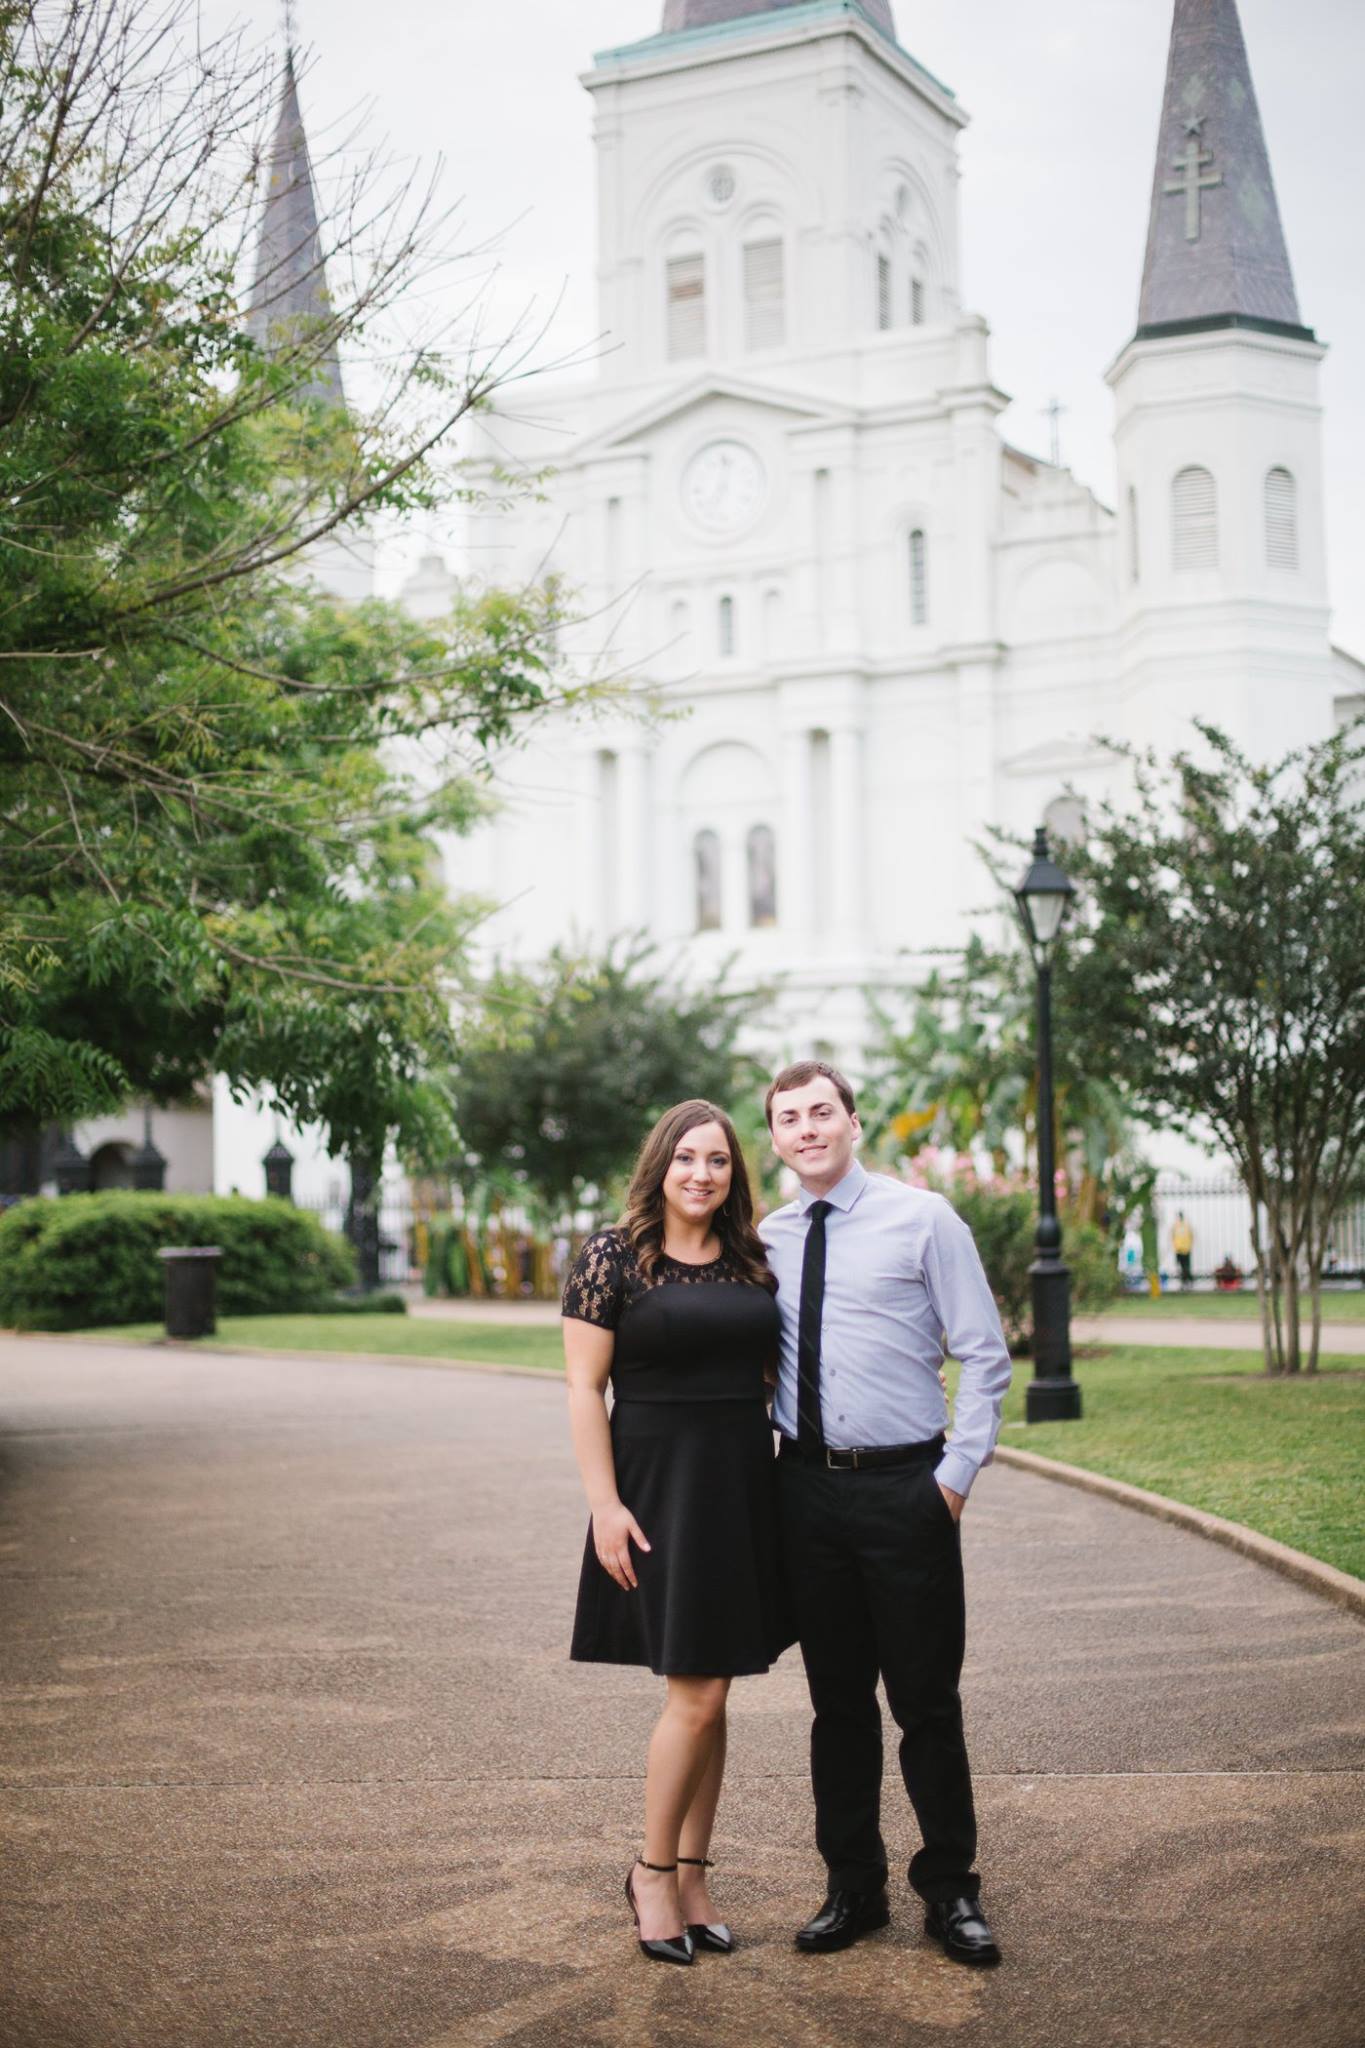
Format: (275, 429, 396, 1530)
(777, 1455, 979, 1904)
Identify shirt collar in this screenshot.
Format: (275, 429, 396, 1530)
(797, 1158, 867, 1214)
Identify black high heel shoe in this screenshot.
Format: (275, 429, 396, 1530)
(625, 1858, 694, 1965)
(679, 1855, 734, 1954)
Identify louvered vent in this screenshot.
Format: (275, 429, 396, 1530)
(1265, 467, 1298, 570)
(743, 239, 784, 350)
(1171, 465, 1218, 572)
(876, 254, 892, 331)
(666, 254, 705, 360)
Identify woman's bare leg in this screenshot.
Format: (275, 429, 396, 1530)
(678, 1705, 727, 1926)
(632, 1676, 730, 1942)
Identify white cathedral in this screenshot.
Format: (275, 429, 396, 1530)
(446, 0, 1360, 1064)
(71, 0, 1365, 1200)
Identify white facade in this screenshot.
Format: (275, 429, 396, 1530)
(436, 0, 1350, 1073)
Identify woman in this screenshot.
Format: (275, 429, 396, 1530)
(562, 1098, 787, 1966)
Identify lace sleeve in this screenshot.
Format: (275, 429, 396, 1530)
(561, 1230, 626, 1329)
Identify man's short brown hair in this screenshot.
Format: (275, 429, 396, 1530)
(764, 1059, 857, 1128)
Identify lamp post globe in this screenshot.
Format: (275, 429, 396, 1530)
(1013, 827, 1082, 1423)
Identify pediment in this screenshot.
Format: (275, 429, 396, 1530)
(579, 372, 844, 457)
(999, 736, 1120, 780)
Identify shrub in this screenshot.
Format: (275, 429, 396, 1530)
(323, 1290, 408, 1316)
(0, 1192, 356, 1330)
(895, 1152, 1119, 1351)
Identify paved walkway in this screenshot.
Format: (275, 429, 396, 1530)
(409, 1295, 1365, 1356)
(1074, 1313, 1365, 1354)
(1, 1335, 1361, 2048)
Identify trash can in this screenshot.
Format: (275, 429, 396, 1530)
(158, 1246, 222, 1339)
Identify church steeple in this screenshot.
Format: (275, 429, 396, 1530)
(1135, 0, 1309, 342)
(660, 0, 896, 39)
(245, 46, 344, 404)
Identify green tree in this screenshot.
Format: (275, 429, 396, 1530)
(862, 933, 1141, 1232)
(1035, 724, 1365, 1375)
(448, 939, 768, 1227)
(0, 2, 599, 1166)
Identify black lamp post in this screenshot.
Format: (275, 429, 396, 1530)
(129, 1102, 167, 1192)
(1012, 826, 1082, 1422)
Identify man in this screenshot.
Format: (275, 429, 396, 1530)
(1171, 1212, 1195, 1290)
(758, 1060, 1011, 1966)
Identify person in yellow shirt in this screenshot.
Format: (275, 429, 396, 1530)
(1171, 1212, 1195, 1290)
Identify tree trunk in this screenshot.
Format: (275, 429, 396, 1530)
(1283, 1250, 1301, 1375)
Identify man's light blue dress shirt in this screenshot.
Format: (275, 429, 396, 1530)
(757, 1159, 1012, 1499)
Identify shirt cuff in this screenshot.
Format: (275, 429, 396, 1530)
(935, 1447, 979, 1499)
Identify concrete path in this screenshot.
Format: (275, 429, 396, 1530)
(1, 1336, 1362, 2048)
(1074, 1312, 1365, 1354)
(408, 1295, 1365, 1356)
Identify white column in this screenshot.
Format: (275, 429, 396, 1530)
(829, 724, 865, 945)
(955, 659, 997, 917)
(615, 743, 651, 933)
(780, 727, 813, 940)
(721, 825, 748, 938)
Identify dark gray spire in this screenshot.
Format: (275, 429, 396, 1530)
(1135, 0, 1310, 342)
(661, 0, 896, 39)
(245, 49, 345, 404)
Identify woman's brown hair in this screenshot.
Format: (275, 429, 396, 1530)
(620, 1099, 776, 1292)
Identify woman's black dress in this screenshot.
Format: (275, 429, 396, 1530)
(565, 1229, 791, 1678)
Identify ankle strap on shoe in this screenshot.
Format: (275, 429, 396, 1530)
(636, 1857, 678, 1873)
(677, 1856, 714, 1868)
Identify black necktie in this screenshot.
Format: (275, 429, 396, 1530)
(797, 1200, 833, 1451)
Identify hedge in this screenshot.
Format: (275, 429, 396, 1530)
(0, 1192, 357, 1331)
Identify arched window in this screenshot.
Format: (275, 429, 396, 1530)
(1044, 794, 1086, 850)
(1171, 465, 1217, 571)
(876, 252, 892, 331)
(666, 250, 705, 360)
(743, 237, 784, 350)
(909, 528, 928, 625)
(747, 824, 778, 927)
(1265, 467, 1298, 570)
(910, 243, 929, 326)
(694, 829, 722, 932)
(762, 587, 783, 659)
(717, 593, 735, 657)
(1127, 484, 1140, 584)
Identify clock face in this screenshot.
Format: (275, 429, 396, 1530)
(681, 440, 766, 536)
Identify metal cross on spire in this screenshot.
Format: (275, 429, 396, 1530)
(1163, 119, 1223, 243)
(1041, 396, 1066, 470)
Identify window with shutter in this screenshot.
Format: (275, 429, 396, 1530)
(877, 254, 892, 331)
(718, 594, 735, 657)
(694, 829, 722, 931)
(909, 529, 928, 625)
(1127, 485, 1140, 584)
(1171, 466, 1217, 571)
(666, 253, 705, 360)
(910, 275, 924, 326)
(743, 238, 784, 350)
(1265, 467, 1298, 570)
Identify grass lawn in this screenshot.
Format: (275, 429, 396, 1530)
(67, 1317, 1363, 1581)
(74, 1314, 567, 1372)
(1102, 1289, 1365, 1322)
(978, 1345, 1364, 1580)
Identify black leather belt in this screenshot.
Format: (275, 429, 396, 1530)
(778, 1432, 945, 1471)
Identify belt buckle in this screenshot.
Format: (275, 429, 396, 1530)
(825, 1446, 859, 1470)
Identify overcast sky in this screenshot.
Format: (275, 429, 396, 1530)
(209, 0, 1365, 657)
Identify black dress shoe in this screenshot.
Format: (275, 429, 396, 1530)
(794, 1887, 890, 1953)
(625, 1860, 693, 1965)
(923, 1894, 1001, 1966)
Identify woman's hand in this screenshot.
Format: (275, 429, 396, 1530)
(592, 1501, 651, 1590)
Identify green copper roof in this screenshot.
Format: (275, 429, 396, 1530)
(595, 0, 955, 105)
